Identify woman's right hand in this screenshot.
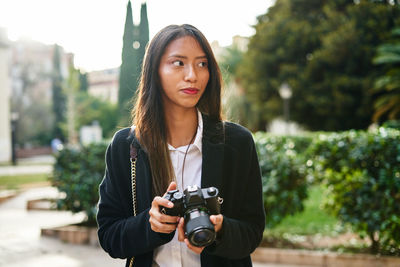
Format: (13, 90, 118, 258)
(149, 182, 180, 233)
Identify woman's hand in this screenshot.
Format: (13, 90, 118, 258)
(210, 214, 223, 233)
(177, 217, 205, 254)
(177, 214, 223, 254)
(149, 182, 180, 233)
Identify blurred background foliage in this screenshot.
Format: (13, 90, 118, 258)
(308, 128, 400, 254)
(220, 0, 400, 131)
(51, 142, 108, 225)
(73, 92, 118, 139)
(254, 133, 312, 228)
(373, 27, 400, 121)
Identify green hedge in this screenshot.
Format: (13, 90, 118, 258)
(308, 127, 400, 254)
(51, 142, 107, 225)
(254, 133, 313, 228)
(50, 127, 400, 255)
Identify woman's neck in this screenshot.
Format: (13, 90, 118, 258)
(164, 107, 198, 148)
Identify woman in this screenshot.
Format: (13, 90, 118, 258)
(97, 24, 265, 267)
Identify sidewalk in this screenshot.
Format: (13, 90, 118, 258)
(0, 187, 124, 267)
(0, 186, 313, 267)
(0, 155, 54, 176)
(0, 164, 53, 176)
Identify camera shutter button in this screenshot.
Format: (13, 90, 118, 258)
(207, 187, 217, 196)
(173, 192, 183, 200)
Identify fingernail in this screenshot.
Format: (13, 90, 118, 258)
(168, 202, 173, 207)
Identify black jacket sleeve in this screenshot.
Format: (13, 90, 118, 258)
(205, 127, 265, 259)
(97, 131, 173, 259)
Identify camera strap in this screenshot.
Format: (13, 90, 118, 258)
(180, 129, 197, 190)
(129, 144, 138, 267)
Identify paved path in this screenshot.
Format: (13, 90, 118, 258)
(0, 187, 310, 267)
(0, 164, 53, 176)
(0, 155, 54, 176)
(0, 187, 124, 267)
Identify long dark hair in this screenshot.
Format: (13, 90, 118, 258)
(132, 24, 222, 197)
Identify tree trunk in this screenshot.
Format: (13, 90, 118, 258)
(369, 231, 380, 254)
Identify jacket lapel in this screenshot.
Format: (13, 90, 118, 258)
(201, 114, 225, 191)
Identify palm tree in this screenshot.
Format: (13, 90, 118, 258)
(372, 28, 400, 121)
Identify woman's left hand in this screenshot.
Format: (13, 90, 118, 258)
(177, 214, 223, 254)
(210, 214, 223, 233)
(177, 218, 204, 254)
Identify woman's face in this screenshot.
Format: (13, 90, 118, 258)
(158, 36, 209, 111)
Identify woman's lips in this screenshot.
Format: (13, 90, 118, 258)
(181, 88, 199, 95)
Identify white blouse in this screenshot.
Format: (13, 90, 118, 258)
(152, 111, 203, 267)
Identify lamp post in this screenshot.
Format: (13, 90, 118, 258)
(279, 83, 292, 135)
(10, 112, 19, 165)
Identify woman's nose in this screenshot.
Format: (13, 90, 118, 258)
(184, 65, 197, 82)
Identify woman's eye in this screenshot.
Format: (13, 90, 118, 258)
(172, 60, 184, 66)
(198, 61, 208, 68)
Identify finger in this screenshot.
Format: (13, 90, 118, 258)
(177, 217, 185, 242)
(165, 182, 177, 193)
(149, 207, 180, 224)
(184, 238, 204, 254)
(149, 216, 178, 233)
(152, 196, 174, 210)
(210, 214, 223, 232)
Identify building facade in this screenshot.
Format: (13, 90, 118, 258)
(9, 38, 71, 147)
(0, 28, 11, 162)
(87, 68, 119, 104)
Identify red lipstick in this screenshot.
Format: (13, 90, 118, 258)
(182, 87, 199, 95)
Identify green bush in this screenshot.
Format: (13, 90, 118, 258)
(308, 128, 400, 254)
(51, 142, 107, 225)
(382, 120, 400, 130)
(254, 132, 313, 228)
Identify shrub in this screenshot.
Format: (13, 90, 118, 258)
(382, 120, 400, 130)
(308, 127, 400, 254)
(254, 132, 313, 228)
(51, 142, 107, 225)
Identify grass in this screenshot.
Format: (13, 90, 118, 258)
(267, 185, 343, 236)
(261, 185, 370, 253)
(0, 173, 50, 190)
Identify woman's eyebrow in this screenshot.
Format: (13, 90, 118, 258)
(168, 54, 207, 59)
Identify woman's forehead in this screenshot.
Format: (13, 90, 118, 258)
(163, 36, 206, 57)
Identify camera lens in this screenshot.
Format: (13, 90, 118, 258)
(190, 228, 215, 246)
(184, 209, 216, 247)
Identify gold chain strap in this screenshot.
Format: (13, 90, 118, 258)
(131, 157, 137, 216)
(129, 157, 137, 267)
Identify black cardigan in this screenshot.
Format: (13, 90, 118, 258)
(97, 115, 266, 267)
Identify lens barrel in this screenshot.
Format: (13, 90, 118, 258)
(185, 209, 216, 247)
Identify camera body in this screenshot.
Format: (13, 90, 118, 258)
(162, 185, 222, 247)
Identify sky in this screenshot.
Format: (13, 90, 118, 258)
(0, 0, 274, 72)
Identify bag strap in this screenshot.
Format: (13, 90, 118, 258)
(129, 144, 138, 267)
(130, 144, 138, 216)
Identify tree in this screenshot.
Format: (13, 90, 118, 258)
(118, 0, 136, 126)
(218, 44, 256, 127)
(79, 70, 88, 92)
(75, 92, 118, 139)
(65, 65, 80, 145)
(238, 0, 325, 131)
(52, 44, 66, 140)
(372, 27, 400, 121)
(239, 0, 400, 131)
(138, 2, 149, 65)
(118, 1, 149, 126)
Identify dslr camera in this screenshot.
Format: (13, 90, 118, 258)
(161, 185, 222, 247)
